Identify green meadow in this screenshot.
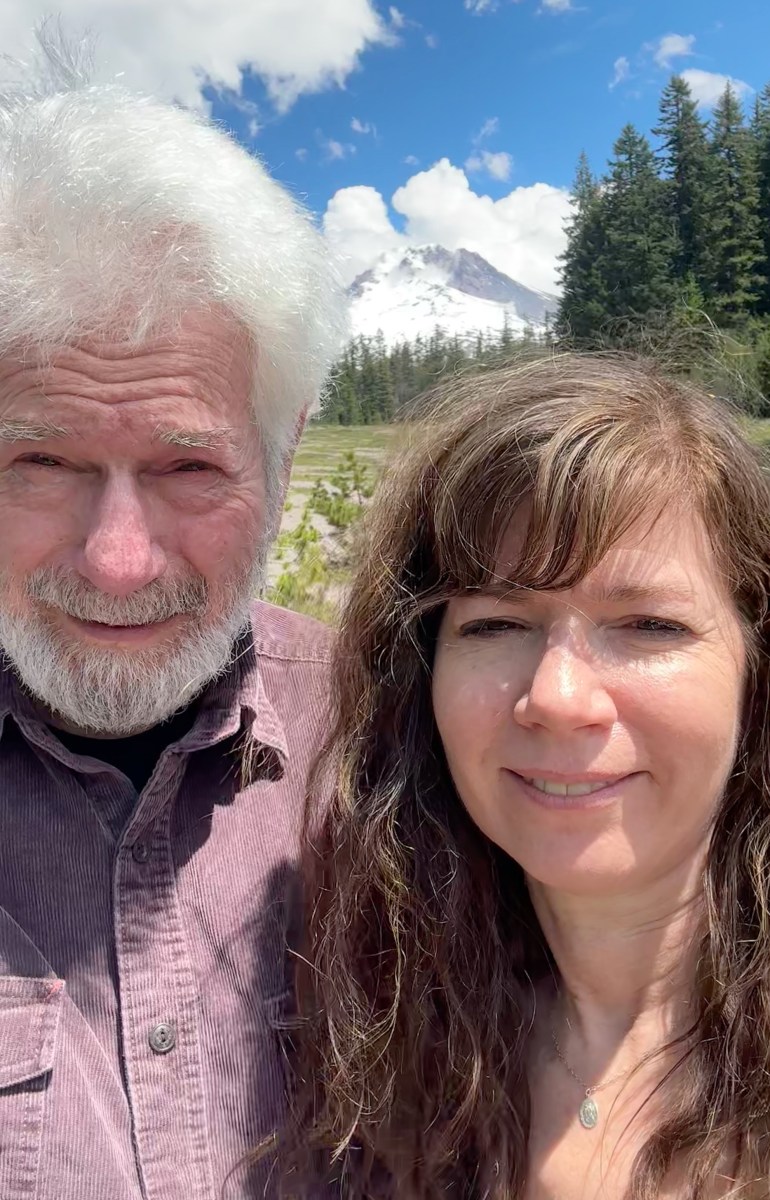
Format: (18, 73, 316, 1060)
(271, 416, 770, 617)
(282, 416, 770, 532)
(750, 420, 770, 448)
(280, 423, 399, 534)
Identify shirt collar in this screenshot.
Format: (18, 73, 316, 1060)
(0, 622, 288, 786)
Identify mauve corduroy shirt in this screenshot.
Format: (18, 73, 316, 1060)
(0, 600, 331, 1200)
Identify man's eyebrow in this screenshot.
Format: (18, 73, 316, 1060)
(153, 427, 237, 451)
(0, 418, 70, 442)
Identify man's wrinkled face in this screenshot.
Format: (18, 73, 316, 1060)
(0, 309, 267, 735)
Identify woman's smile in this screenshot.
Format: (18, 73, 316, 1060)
(506, 769, 641, 810)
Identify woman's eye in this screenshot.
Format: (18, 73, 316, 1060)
(459, 618, 530, 637)
(628, 617, 689, 637)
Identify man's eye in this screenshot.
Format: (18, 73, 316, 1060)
(19, 454, 63, 468)
(173, 461, 210, 473)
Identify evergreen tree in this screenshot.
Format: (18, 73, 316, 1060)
(599, 124, 675, 327)
(555, 152, 610, 344)
(708, 83, 765, 322)
(654, 75, 713, 293)
(752, 83, 770, 316)
(336, 373, 362, 424)
(391, 342, 417, 412)
(372, 353, 395, 421)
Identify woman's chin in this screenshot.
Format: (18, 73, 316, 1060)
(488, 824, 655, 898)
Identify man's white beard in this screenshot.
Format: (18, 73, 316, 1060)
(0, 561, 263, 736)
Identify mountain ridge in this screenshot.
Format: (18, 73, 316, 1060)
(348, 245, 558, 348)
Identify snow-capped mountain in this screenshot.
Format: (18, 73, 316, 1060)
(348, 245, 558, 348)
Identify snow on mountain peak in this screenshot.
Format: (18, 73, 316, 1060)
(348, 245, 558, 349)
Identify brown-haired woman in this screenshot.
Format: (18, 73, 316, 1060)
(290, 355, 770, 1200)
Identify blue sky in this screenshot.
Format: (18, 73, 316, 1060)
(213, 0, 770, 220)
(8, 0, 770, 294)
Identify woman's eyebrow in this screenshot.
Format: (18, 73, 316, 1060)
(584, 582, 696, 606)
(471, 581, 696, 605)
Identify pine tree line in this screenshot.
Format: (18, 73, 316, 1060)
(321, 321, 541, 424)
(323, 75, 770, 426)
(557, 76, 770, 409)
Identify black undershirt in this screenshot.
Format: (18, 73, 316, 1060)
(56, 704, 198, 792)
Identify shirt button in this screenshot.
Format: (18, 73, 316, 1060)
(148, 1023, 176, 1054)
(132, 841, 150, 863)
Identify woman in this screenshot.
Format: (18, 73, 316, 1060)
(291, 356, 770, 1199)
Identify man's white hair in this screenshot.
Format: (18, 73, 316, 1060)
(0, 29, 347, 474)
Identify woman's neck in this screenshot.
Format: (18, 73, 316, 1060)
(529, 855, 704, 1052)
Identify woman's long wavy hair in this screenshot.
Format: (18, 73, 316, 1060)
(290, 355, 770, 1199)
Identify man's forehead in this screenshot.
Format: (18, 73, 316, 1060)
(0, 308, 253, 424)
(0, 342, 255, 448)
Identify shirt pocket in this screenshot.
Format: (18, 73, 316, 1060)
(0, 976, 64, 1200)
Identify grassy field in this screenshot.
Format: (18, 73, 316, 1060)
(750, 419, 770, 447)
(270, 415, 770, 610)
(280, 423, 400, 535)
(281, 416, 770, 535)
(285, 417, 770, 506)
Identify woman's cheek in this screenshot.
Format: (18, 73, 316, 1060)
(434, 653, 519, 748)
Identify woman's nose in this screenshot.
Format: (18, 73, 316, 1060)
(513, 640, 617, 733)
(77, 474, 167, 596)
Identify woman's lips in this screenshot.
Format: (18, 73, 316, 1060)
(506, 769, 638, 810)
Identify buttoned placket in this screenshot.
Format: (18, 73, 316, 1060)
(0, 625, 292, 1200)
(114, 746, 217, 1200)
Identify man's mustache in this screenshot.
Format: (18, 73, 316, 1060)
(25, 566, 208, 627)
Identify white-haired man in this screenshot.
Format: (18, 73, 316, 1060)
(0, 37, 345, 1200)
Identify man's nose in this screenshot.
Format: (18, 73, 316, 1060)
(77, 474, 167, 596)
(513, 638, 617, 734)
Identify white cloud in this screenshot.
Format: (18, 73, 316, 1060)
(464, 0, 499, 12)
(389, 5, 406, 27)
(247, 118, 261, 139)
(324, 158, 570, 293)
(323, 138, 357, 161)
(467, 118, 511, 179)
(541, 0, 573, 10)
(425, 33, 439, 48)
(324, 186, 407, 283)
(2, 1, 392, 113)
(653, 33, 696, 69)
(680, 68, 752, 109)
(404, 154, 420, 165)
(217, 88, 260, 119)
(465, 149, 513, 181)
(476, 116, 500, 140)
(351, 117, 375, 135)
(609, 55, 630, 89)
(295, 147, 309, 161)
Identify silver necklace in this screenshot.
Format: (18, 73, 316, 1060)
(550, 1029, 636, 1130)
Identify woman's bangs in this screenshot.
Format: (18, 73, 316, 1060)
(427, 431, 683, 599)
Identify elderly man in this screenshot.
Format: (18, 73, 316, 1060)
(0, 37, 344, 1200)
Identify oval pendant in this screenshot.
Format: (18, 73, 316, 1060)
(579, 1097, 599, 1129)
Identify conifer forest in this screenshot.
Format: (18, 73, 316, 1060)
(323, 76, 770, 423)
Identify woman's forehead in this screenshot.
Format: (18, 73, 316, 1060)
(491, 508, 725, 598)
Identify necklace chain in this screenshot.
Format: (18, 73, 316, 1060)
(550, 1028, 637, 1097)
